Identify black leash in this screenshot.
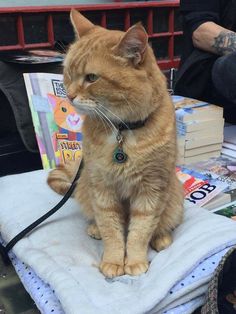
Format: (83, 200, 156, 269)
(0, 119, 148, 265)
(0, 159, 83, 266)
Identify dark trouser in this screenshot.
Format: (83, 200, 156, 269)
(211, 52, 236, 123)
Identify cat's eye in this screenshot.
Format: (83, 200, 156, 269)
(61, 107, 67, 113)
(85, 73, 99, 83)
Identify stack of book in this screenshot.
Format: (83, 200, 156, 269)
(222, 124, 236, 159)
(172, 95, 224, 165)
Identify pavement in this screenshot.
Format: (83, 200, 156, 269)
(0, 257, 39, 314)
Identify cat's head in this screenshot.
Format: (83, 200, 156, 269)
(64, 10, 166, 124)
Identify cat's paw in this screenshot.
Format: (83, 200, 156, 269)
(124, 261, 149, 276)
(87, 223, 101, 240)
(100, 261, 124, 278)
(150, 233, 172, 252)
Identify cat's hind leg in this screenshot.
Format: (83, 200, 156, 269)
(150, 208, 175, 252)
(150, 204, 182, 252)
(151, 178, 183, 252)
(47, 159, 82, 195)
(150, 228, 173, 252)
(87, 222, 101, 240)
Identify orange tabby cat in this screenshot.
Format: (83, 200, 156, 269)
(48, 10, 184, 278)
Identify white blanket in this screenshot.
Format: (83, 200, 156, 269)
(0, 170, 236, 314)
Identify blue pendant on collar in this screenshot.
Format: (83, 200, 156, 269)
(113, 146, 127, 163)
(113, 131, 127, 163)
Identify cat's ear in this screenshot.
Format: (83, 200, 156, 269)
(70, 9, 94, 38)
(116, 23, 148, 65)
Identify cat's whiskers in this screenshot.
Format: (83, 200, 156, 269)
(95, 107, 118, 139)
(97, 103, 130, 131)
(93, 108, 110, 137)
(95, 107, 118, 134)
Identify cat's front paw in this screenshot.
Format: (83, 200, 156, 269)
(100, 261, 124, 278)
(124, 261, 149, 276)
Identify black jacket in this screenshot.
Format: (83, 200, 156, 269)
(180, 0, 236, 64)
(174, 0, 236, 101)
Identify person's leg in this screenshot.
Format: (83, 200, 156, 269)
(212, 52, 236, 105)
(212, 52, 236, 123)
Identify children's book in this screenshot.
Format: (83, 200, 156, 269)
(176, 166, 228, 208)
(24, 73, 84, 169)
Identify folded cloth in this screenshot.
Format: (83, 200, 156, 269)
(5, 248, 64, 314)
(0, 170, 236, 314)
(6, 243, 230, 314)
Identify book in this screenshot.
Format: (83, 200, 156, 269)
(1, 50, 64, 64)
(223, 142, 236, 151)
(184, 144, 222, 158)
(221, 147, 236, 159)
(172, 95, 223, 123)
(176, 118, 224, 133)
(221, 125, 236, 159)
(203, 192, 231, 210)
(211, 201, 236, 221)
(224, 125, 236, 145)
(224, 188, 236, 203)
(179, 125, 224, 141)
(184, 135, 224, 150)
(176, 166, 228, 208)
(24, 73, 84, 169)
(188, 156, 236, 192)
(179, 151, 221, 165)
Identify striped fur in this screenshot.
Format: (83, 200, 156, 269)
(47, 10, 184, 278)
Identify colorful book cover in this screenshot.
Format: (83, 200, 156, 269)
(176, 166, 228, 208)
(24, 73, 84, 169)
(212, 201, 236, 221)
(189, 156, 236, 192)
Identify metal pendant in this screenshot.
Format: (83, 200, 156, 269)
(113, 146, 127, 163)
(113, 131, 127, 163)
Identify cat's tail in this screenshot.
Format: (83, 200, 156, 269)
(47, 160, 81, 195)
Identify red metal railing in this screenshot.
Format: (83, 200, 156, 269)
(0, 1, 182, 70)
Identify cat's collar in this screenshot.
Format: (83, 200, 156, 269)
(112, 118, 147, 164)
(116, 118, 148, 132)
(112, 118, 148, 164)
